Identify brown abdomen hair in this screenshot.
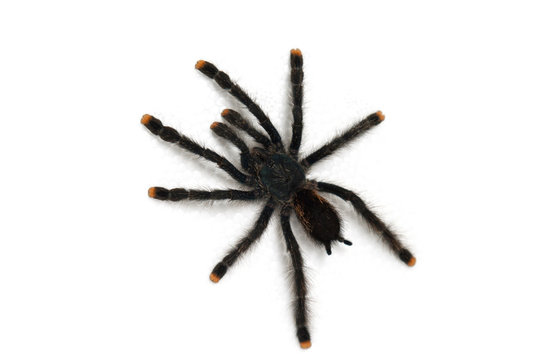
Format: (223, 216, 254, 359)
(293, 189, 342, 254)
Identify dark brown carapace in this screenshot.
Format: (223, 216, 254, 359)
(142, 49, 415, 349)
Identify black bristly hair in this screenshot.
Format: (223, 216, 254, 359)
(289, 48, 304, 158)
(141, 49, 416, 349)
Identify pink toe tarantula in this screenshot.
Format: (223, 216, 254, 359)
(141, 49, 415, 349)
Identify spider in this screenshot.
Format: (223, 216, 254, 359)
(141, 49, 415, 349)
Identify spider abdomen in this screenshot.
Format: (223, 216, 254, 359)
(293, 189, 342, 255)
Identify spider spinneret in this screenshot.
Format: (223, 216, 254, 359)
(142, 49, 415, 349)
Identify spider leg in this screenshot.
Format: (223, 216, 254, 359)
(337, 236, 353, 246)
(141, 114, 252, 185)
(147, 187, 262, 201)
(300, 111, 385, 168)
(221, 109, 271, 149)
(316, 181, 416, 266)
(289, 49, 304, 158)
(195, 60, 283, 149)
(210, 121, 254, 172)
(281, 207, 311, 349)
(210, 199, 275, 283)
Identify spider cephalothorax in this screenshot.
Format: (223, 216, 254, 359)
(142, 49, 415, 349)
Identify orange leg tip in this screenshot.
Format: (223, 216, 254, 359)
(290, 48, 302, 56)
(407, 257, 416, 267)
(210, 121, 220, 130)
(209, 273, 221, 283)
(221, 109, 230, 117)
(376, 111, 385, 122)
(195, 60, 206, 69)
(148, 187, 157, 198)
(300, 340, 311, 349)
(141, 114, 152, 125)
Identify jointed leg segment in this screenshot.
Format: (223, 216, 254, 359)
(281, 207, 311, 349)
(148, 187, 261, 201)
(141, 114, 252, 185)
(196, 60, 283, 149)
(316, 181, 416, 266)
(221, 109, 272, 148)
(289, 49, 304, 158)
(301, 111, 385, 168)
(210, 121, 254, 171)
(210, 199, 275, 283)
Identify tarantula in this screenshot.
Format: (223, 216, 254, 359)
(141, 49, 415, 349)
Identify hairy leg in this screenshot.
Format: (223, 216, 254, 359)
(141, 114, 252, 185)
(148, 187, 261, 201)
(210, 121, 254, 171)
(301, 111, 384, 168)
(210, 199, 275, 282)
(221, 109, 271, 149)
(281, 207, 311, 349)
(289, 49, 304, 158)
(316, 181, 416, 266)
(196, 60, 283, 149)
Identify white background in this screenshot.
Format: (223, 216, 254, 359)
(1, 1, 539, 359)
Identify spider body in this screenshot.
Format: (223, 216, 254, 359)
(142, 49, 415, 349)
(294, 189, 344, 255)
(258, 153, 305, 201)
